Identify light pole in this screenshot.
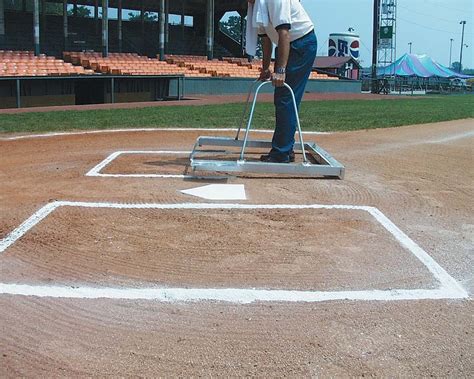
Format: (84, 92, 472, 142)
(462, 44, 469, 69)
(408, 42, 412, 54)
(459, 21, 466, 73)
(449, 38, 454, 68)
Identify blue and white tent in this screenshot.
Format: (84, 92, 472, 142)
(377, 54, 472, 79)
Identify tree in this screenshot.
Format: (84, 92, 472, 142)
(40, 3, 91, 17)
(220, 15, 242, 41)
(220, 15, 262, 58)
(67, 6, 91, 17)
(128, 11, 157, 22)
(451, 61, 462, 73)
(46, 3, 64, 16)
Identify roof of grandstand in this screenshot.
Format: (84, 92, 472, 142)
(42, 0, 247, 14)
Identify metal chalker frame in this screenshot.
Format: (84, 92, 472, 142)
(189, 80, 345, 179)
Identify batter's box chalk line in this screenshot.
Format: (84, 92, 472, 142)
(85, 150, 194, 179)
(0, 201, 468, 303)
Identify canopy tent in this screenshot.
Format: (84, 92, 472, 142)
(377, 54, 472, 79)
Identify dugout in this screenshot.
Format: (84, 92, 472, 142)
(0, 75, 183, 108)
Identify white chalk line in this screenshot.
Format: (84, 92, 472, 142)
(366, 207, 467, 296)
(0, 202, 468, 302)
(0, 284, 465, 303)
(1, 128, 330, 142)
(0, 202, 59, 254)
(85, 150, 193, 179)
(364, 129, 474, 154)
(426, 130, 474, 144)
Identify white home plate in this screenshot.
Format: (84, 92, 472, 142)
(181, 184, 247, 201)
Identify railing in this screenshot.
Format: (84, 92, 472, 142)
(361, 77, 472, 95)
(217, 26, 244, 58)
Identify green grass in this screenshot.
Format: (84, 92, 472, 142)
(0, 95, 472, 134)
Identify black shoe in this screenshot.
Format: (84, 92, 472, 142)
(289, 151, 295, 162)
(260, 154, 291, 163)
(260, 151, 295, 163)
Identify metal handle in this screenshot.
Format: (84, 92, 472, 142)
(239, 81, 308, 163)
(235, 79, 259, 140)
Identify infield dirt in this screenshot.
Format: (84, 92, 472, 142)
(0, 119, 472, 376)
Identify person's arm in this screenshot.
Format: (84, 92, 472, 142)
(266, 0, 292, 87)
(273, 27, 290, 87)
(259, 35, 273, 81)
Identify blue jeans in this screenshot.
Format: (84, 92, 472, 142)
(270, 31, 317, 160)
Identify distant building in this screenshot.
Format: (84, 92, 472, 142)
(313, 57, 361, 80)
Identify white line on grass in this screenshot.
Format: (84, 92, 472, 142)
(0, 201, 468, 303)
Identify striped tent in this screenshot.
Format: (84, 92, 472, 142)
(377, 54, 472, 78)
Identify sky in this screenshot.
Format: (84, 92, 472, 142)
(300, 0, 473, 68)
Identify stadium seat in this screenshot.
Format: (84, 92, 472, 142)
(0, 50, 94, 77)
(165, 55, 263, 78)
(0, 50, 337, 80)
(65, 51, 209, 77)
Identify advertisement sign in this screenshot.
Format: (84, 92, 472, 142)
(379, 26, 393, 48)
(328, 33, 360, 60)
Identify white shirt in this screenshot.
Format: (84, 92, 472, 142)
(258, 0, 314, 44)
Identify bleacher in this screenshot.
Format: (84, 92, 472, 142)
(166, 55, 260, 78)
(166, 55, 336, 80)
(66, 52, 256, 78)
(309, 71, 337, 80)
(0, 50, 339, 79)
(1, 8, 336, 80)
(64, 51, 205, 76)
(0, 50, 95, 77)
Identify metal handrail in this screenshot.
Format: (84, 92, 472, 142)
(236, 80, 308, 163)
(235, 79, 259, 140)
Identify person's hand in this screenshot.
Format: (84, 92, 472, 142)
(259, 68, 272, 81)
(272, 72, 286, 87)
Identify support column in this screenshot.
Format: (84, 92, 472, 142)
(0, 0, 5, 44)
(164, 0, 169, 51)
(41, 0, 46, 45)
(206, 0, 214, 60)
(94, 0, 99, 34)
(371, 0, 380, 93)
(102, 0, 108, 57)
(140, 0, 145, 55)
(73, 0, 77, 17)
(63, 0, 68, 51)
(181, 0, 185, 39)
(239, 11, 244, 54)
(110, 77, 115, 103)
(16, 79, 21, 108)
(158, 0, 165, 60)
(33, 0, 40, 55)
(118, 0, 122, 52)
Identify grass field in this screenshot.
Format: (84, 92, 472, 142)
(0, 95, 472, 134)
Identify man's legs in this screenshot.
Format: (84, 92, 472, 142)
(267, 32, 317, 162)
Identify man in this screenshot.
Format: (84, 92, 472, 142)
(246, 0, 317, 163)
